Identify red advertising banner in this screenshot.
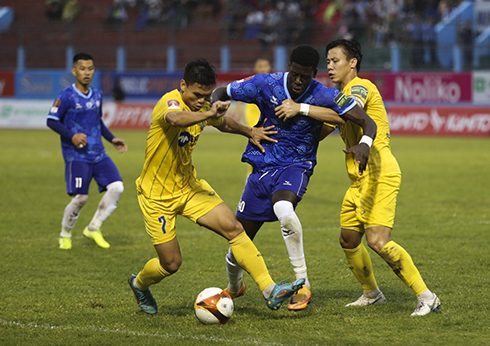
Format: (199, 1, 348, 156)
(102, 102, 154, 130)
(387, 105, 490, 137)
(315, 72, 473, 103)
(0, 71, 15, 97)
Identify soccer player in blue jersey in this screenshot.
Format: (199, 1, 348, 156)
(47, 53, 127, 250)
(211, 45, 377, 310)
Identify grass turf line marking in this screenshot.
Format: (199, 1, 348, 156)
(0, 318, 290, 346)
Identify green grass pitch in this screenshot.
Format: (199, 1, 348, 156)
(1, 128, 489, 345)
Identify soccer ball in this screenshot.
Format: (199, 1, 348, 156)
(194, 287, 234, 325)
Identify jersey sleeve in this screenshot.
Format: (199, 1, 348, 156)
(227, 74, 265, 104)
(47, 91, 70, 122)
(345, 83, 369, 109)
(154, 95, 182, 124)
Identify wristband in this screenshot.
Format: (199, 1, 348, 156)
(359, 135, 373, 148)
(299, 103, 310, 116)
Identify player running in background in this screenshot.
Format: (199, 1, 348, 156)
(325, 39, 440, 316)
(47, 52, 127, 250)
(212, 45, 377, 311)
(128, 58, 305, 315)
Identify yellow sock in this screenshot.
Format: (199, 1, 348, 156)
(344, 243, 378, 293)
(229, 232, 274, 292)
(378, 241, 428, 296)
(136, 258, 171, 291)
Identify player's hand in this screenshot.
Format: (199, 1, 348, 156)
(211, 100, 231, 118)
(342, 143, 370, 175)
(112, 138, 128, 153)
(249, 118, 277, 153)
(72, 133, 87, 149)
(275, 99, 300, 121)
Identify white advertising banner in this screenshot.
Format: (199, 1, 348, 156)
(473, 71, 490, 103)
(0, 99, 52, 129)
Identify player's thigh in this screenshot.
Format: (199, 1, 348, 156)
(137, 192, 178, 246)
(340, 185, 365, 233)
(92, 156, 123, 192)
(197, 203, 243, 241)
(65, 161, 93, 195)
(237, 171, 276, 221)
(272, 163, 313, 203)
(362, 174, 401, 229)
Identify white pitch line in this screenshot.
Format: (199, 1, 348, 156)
(0, 318, 294, 346)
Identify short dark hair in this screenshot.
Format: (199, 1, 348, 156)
(290, 45, 320, 69)
(73, 52, 94, 64)
(183, 58, 217, 86)
(325, 39, 363, 72)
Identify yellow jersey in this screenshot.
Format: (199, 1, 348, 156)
(340, 77, 400, 182)
(136, 89, 223, 200)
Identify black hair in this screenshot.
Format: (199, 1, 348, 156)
(325, 39, 363, 72)
(183, 58, 217, 86)
(73, 52, 94, 64)
(289, 45, 320, 69)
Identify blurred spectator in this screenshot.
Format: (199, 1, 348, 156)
(245, 6, 264, 39)
(105, 0, 128, 25)
(458, 21, 474, 69)
(112, 79, 125, 101)
(422, 17, 438, 67)
(45, 0, 64, 20)
(62, 0, 79, 22)
(256, 3, 280, 49)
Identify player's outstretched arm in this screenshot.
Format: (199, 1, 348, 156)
(341, 105, 377, 175)
(216, 117, 277, 153)
(211, 87, 232, 103)
(165, 101, 231, 127)
(275, 99, 346, 126)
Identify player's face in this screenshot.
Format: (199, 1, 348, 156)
(180, 81, 214, 112)
(254, 59, 271, 74)
(326, 47, 356, 85)
(72, 59, 95, 88)
(287, 62, 316, 99)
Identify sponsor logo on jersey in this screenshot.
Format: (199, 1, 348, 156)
(178, 131, 192, 146)
(283, 180, 292, 186)
(270, 96, 279, 105)
(76, 103, 82, 109)
(334, 92, 351, 108)
(351, 85, 368, 99)
(167, 99, 181, 109)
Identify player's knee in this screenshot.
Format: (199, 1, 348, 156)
(159, 258, 181, 274)
(72, 194, 88, 208)
(339, 233, 359, 249)
(107, 181, 124, 196)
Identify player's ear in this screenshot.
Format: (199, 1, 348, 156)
(313, 68, 318, 78)
(350, 58, 358, 70)
(71, 67, 76, 77)
(180, 79, 186, 92)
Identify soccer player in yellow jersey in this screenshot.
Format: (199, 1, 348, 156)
(325, 39, 440, 316)
(128, 58, 305, 315)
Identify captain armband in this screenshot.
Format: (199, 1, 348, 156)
(359, 135, 373, 148)
(299, 103, 310, 116)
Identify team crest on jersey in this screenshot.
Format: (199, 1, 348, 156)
(50, 99, 61, 113)
(334, 92, 350, 108)
(168, 99, 181, 109)
(351, 85, 368, 99)
(86, 101, 93, 109)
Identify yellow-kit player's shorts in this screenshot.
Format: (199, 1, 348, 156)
(340, 173, 401, 233)
(137, 179, 223, 245)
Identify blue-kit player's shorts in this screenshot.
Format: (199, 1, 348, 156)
(65, 156, 122, 195)
(236, 162, 314, 222)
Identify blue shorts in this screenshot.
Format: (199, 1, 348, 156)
(236, 162, 313, 222)
(65, 156, 122, 195)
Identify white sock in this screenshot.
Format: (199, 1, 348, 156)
(417, 289, 434, 302)
(225, 248, 244, 293)
(60, 194, 88, 238)
(262, 283, 275, 299)
(273, 200, 310, 288)
(88, 181, 124, 232)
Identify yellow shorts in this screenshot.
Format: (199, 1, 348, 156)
(340, 173, 401, 233)
(137, 179, 223, 245)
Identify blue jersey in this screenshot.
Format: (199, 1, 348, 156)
(227, 72, 356, 171)
(47, 84, 108, 163)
